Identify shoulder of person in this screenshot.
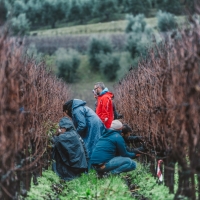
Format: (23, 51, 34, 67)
(113, 132, 123, 139)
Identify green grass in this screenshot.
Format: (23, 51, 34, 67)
(129, 164, 175, 200)
(26, 163, 176, 200)
(30, 16, 186, 36)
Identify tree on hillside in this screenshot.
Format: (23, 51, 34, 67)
(125, 14, 146, 33)
(13, 0, 27, 17)
(10, 13, 30, 35)
(125, 14, 154, 58)
(182, 0, 195, 14)
(26, 0, 43, 27)
(93, 0, 118, 21)
(68, 0, 81, 22)
(88, 37, 120, 80)
(56, 48, 80, 83)
(88, 37, 113, 71)
(42, 0, 66, 28)
(122, 0, 151, 16)
(0, 0, 7, 25)
(156, 0, 182, 15)
(157, 11, 177, 32)
(97, 53, 120, 80)
(79, 0, 93, 22)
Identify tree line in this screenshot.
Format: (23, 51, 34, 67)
(0, 0, 194, 32)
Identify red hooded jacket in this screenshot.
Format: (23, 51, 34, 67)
(96, 91, 114, 128)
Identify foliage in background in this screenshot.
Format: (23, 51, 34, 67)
(1, 0, 194, 34)
(116, 51, 137, 80)
(125, 14, 154, 58)
(157, 0, 182, 15)
(88, 37, 113, 71)
(157, 11, 177, 32)
(0, 0, 8, 25)
(55, 48, 80, 83)
(92, 0, 118, 21)
(97, 53, 120, 81)
(10, 13, 30, 35)
(87, 37, 121, 80)
(122, 0, 151, 16)
(26, 43, 43, 63)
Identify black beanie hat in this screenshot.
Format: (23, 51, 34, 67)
(63, 100, 73, 118)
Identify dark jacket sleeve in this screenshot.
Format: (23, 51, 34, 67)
(115, 136, 136, 158)
(125, 136, 143, 143)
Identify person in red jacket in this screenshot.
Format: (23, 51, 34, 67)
(93, 82, 114, 128)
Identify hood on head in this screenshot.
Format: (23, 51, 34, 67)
(72, 99, 86, 109)
(59, 117, 75, 131)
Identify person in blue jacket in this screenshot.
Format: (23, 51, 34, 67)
(121, 124, 147, 154)
(52, 117, 88, 181)
(63, 99, 106, 159)
(90, 120, 138, 176)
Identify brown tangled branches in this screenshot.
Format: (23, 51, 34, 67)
(0, 34, 71, 199)
(114, 17, 200, 199)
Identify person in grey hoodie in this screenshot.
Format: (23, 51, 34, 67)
(63, 99, 106, 159)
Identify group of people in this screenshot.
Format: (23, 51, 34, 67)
(51, 82, 146, 181)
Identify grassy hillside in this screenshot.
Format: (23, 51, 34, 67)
(30, 16, 186, 36)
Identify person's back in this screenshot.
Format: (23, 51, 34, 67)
(90, 120, 137, 176)
(90, 129, 120, 164)
(52, 117, 88, 181)
(63, 99, 106, 159)
(90, 128, 135, 164)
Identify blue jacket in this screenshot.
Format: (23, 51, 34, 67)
(72, 99, 106, 158)
(90, 128, 136, 165)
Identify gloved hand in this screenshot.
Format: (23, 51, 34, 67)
(132, 146, 147, 154)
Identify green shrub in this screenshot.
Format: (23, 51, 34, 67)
(157, 11, 177, 32)
(26, 43, 43, 63)
(10, 13, 30, 36)
(96, 53, 120, 81)
(125, 14, 153, 59)
(55, 48, 80, 83)
(116, 51, 135, 80)
(87, 37, 113, 71)
(125, 14, 146, 33)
